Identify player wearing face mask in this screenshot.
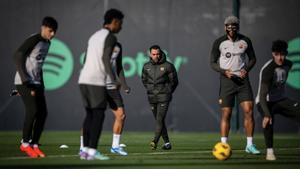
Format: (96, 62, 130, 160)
(210, 16, 259, 155)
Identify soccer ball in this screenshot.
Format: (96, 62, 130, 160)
(212, 142, 232, 160)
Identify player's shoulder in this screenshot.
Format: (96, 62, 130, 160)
(261, 59, 274, 74)
(238, 34, 251, 42)
(20, 33, 47, 49)
(285, 59, 293, 67)
(213, 35, 228, 45)
(116, 42, 122, 48)
(26, 33, 45, 43)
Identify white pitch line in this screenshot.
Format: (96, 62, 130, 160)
(1, 147, 300, 160)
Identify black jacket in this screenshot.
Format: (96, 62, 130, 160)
(142, 52, 178, 103)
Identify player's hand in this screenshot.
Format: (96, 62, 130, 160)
(124, 87, 131, 94)
(10, 89, 20, 96)
(30, 90, 36, 96)
(262, 116, 272, 128)
(239, 69, 248, 79)
(224, 70, 233, 79)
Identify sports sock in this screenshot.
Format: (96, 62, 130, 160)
(80, 136, 83, 149)
(112, 134, 121, 148)
(247, 137, 253, 147)
(221, 137, 227, 143)
(267, 148, 274, 154)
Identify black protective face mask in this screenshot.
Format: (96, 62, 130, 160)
(225, 24, 238, 35)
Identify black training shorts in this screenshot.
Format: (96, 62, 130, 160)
(107, 89, 124, 110)
(79, 84, 107, 109)
(219, 75, 254, 107)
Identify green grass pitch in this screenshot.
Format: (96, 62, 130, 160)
(0, 131, 299, 169)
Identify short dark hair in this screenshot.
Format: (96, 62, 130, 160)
(104, 9, 124, 25)
(272, 40, 288, 54)
(149, 45, 161, 52)
(42, 16, 58, 32)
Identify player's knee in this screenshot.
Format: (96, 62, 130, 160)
(120, 113, 126, 121)
(221, 113, 231, 120)
(115, 111, 125, 121)
(244, 109, 253, 118)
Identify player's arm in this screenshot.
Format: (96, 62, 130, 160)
(286, 59, 293, 70)
(259, 70, 273, 128)
(210, 39, 226, 74)
(13, 34, 41, 85)
(103, 34, 117, 88)
(116, 43, 130, 93)
(259, 68, 273, 127)
(244, 38, 256, 72)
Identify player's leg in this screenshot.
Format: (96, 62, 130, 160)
(86, 107, 109, 160)
(79, 85, 109, 160)
(16, 85, 38, 158)
(110, 108, 127, 155)
(220, 107, 232, 143)
(219, 76, 235, 144)
(85, 86, 109, 160)
(240, 101, 260, 154)
(80, 107, 93, 159)
(79, 128, 83, 153)
(277, 98, 300, 123)
(107, 89, 127, 155)
(257, 103, 276, 160)
(30, 87, 47, 157)
(263, 98, 300, 161)
(240, 101, 255, 142)
(238, 79, 260, 154)
(112, 107, 125, 135)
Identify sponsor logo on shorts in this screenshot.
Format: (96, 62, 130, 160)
(219, 99, 223, 105)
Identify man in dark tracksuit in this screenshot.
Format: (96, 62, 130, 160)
(142, 45, 178, 150)
(256, 40, 300, 161)
(13, 16, 58, 158)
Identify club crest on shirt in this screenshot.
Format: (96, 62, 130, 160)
(239, 43, 244, 49)
(160, 67, 165, 71)
(225, 52, 231, 58)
